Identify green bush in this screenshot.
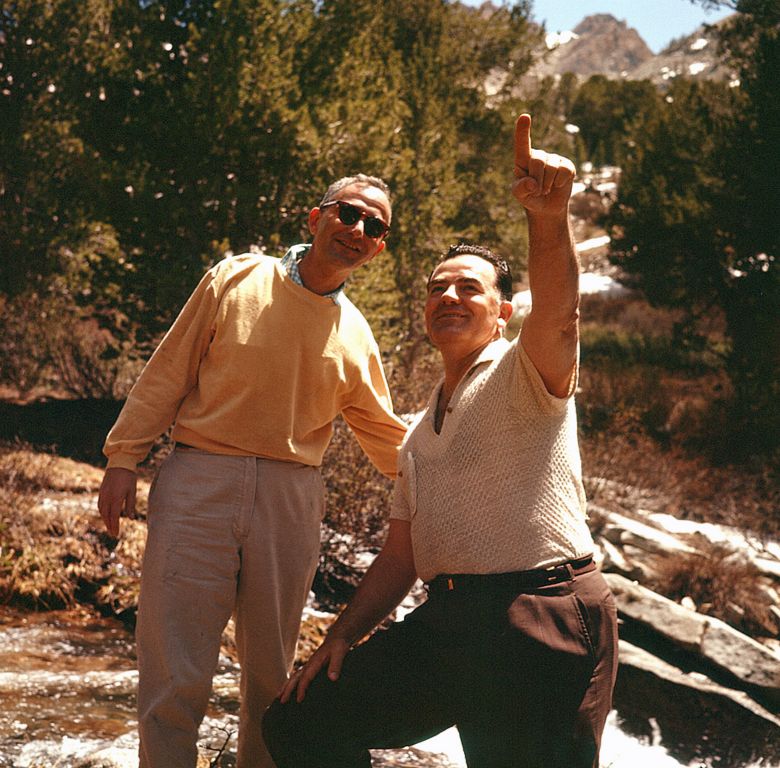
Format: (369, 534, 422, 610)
(580, 325, 721, 373)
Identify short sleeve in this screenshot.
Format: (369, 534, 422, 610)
(389, 458, 412, 522)
(514, 336, 577, 415)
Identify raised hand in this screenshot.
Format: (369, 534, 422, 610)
(512, 113, 575, 217)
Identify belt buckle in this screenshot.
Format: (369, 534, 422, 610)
(543, 562, 574, 584)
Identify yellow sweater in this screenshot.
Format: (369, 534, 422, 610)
(104, 253, 406, 476)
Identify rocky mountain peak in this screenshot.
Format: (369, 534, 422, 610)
(537, 13, 654, 79)
(572, 12, 633, 37)
(629, 14, 739, 85)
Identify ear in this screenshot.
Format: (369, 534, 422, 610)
(496, 299, 514, 331)
(308, 207, 320, 236)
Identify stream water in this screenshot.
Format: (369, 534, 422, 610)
(1, 609, 777, 767)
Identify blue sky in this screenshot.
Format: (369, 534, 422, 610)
(472, 1, 735, 53)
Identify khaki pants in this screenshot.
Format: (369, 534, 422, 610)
(136, 446, 325, 768)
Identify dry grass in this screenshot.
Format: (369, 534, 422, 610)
(577, 292, 778, 538)
(582, 429, 779, 541)
(651, 544, 777, 638)
(0, 443, 145, 622)
(0, 446, 104, 492)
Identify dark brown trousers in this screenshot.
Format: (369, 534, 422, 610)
(263, 569, 618, 768)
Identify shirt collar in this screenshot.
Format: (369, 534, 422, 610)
(466, 336, 511, 375)
(281, 244, 345, 305)
(424, 337, 511, 424)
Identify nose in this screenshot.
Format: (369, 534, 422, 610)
(347, 218, 365, 237)
(441, 284, 459, 302)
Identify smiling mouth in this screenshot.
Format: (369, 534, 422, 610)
(336, 238, 361, 253)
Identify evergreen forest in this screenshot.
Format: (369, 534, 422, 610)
(0, 0, 777, 460)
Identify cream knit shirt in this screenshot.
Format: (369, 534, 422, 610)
(390, 336, 593, 582)
(104, 253, 406, 475)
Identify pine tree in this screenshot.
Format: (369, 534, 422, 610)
(608, 1, 779, 457)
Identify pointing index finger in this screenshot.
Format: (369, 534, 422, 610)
(514, 113, 532, 171)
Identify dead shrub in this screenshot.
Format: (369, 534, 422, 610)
(0, 447, 64, 608)
(0, 442, 142, 619)
(91, 518, 145, 623)
(651, 544, 776, 638)
(319, 345, 441, 560)
(663, 395, 714, 442)
(0, 290, 143, 400)
(577, 365, 676, 437)
(318, 418, 394, 605)
(582, 420, 780, 542)
(1, 541, 76, 609)
(48, 315, 139, 399)
(0, 295, 50, 394)
(581, 294, 682, 339)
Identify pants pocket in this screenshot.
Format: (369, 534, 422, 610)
(506, 589, 595, 662)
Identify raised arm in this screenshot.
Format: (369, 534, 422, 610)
(512, 114, 580, 398)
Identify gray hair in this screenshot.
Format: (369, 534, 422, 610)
(319, 174, 392, 209)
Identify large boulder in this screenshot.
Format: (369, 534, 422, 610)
(614, 640, 780, 766)
(594, 505, 698, 556)
(607, 573, 780, 705)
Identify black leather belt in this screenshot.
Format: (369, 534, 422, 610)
(425, 556, 595, 595)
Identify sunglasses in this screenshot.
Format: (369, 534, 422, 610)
(320, 200, 390, 240)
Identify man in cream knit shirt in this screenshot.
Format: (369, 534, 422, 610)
(97, 174, 407, 768)
(262, 115, 618, 768)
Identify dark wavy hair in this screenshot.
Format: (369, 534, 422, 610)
(430, 243, 513, 301)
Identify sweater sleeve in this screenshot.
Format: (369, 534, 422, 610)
(102, 264, 223, 470)
(340, 346, 407, 479)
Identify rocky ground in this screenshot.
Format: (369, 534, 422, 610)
(2, 443, 778, 766)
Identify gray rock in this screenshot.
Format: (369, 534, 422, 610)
(599, 537, 643, 580)
(614, 640, 780, 766)
(598, 508, 697, 556)
(73, 747, 136, 768)
(702, 619, 780, 692)
(756, 556, 780, 580)
(606, 573, 780, 703)
(619, 639, 780, 727)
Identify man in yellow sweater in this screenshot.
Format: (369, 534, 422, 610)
(262, 116, 618, 767)
(97, 174, 407, 768)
